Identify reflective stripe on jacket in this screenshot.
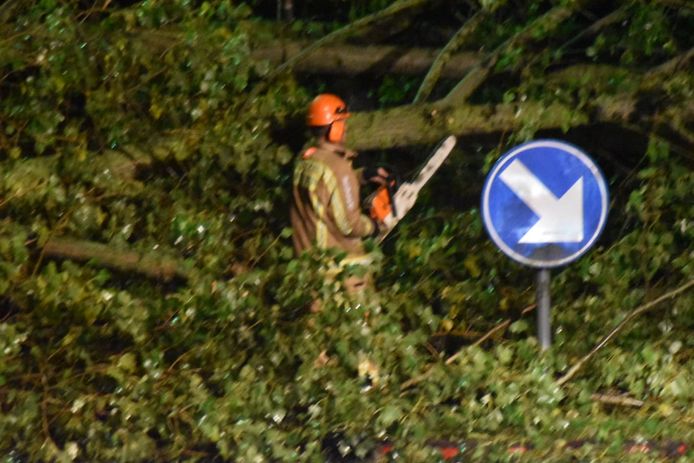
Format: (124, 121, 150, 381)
(290, 141, 375, 256)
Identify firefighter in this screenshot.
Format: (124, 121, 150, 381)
(290, 93, 390, 294)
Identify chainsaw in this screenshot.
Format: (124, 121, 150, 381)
(369, 135, 457, 242)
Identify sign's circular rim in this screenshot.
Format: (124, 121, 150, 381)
(481, 139, 609, 268)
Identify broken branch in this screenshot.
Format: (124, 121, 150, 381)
(444, 0, 591, 104)
(557, 280, 694, 387)
(42, 237, 190, 282)
(414, 9, 488, 102)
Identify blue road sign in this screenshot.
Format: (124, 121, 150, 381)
(481, 140, 609, 268)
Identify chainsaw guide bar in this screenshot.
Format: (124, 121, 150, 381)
(378, 135, 457, 242)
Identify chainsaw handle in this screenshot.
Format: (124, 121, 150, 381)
(385, 174, 398, 218)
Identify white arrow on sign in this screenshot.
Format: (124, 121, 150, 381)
(499, 159, 584, 243)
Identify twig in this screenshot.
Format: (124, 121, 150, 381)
(431, 329, 482, 340)
(401, 303, 537, 391)
(445, 303, 536, 365)
(32, 209, 75, 277)
(400, 368, 432, 392)
(557, 280, 694, 386)
(0, 0, 31, 25)
(39, 364, 58, 450)
(0, 192, 18, 209)
(643, 47, 694, 88)
(527, 6, 626, 70)
(249, 232, 282, 268)
(591, 393, 644, 408)
(424, 342, 439, 358)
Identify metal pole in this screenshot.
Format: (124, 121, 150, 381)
(536, 268, 551, 350)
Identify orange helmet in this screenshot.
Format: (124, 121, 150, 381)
(306, 94, 350, 143)
(306, 94, 350, 126)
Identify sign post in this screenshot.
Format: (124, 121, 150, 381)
(536, 268, 551, 350)
(481, 140, 609, 350)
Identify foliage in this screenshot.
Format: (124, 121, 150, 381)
(1, 1, 692, 462)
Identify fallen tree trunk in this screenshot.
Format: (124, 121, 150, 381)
(252, 41, 479, 77)
(346, 99, 588, 150)
(346, 96, 693, 151)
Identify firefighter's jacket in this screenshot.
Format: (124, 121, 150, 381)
(290, 141, 375, 256)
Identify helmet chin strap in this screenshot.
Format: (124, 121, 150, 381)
(327, 120, 346, 144)
(322, 125, 355, 159)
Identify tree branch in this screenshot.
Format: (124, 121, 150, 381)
(42, 237, 190, 282)
(651, 0, 694, 10)
(0, 0, 31, 24)
(413, 9, 488, 103)
(557, 279, 694, 387)
(445, 304, 537, 365)
(239, 0, 433, 111)
(591, 393, 644, 408)
(531, 5, 627, 69)
(444, 0, 591, 105)
(401, 304, 537, 392)
(642, 47, 694, 89)
(250, 0, 431, 100)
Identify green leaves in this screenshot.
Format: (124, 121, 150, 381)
(1, 0, 264, 163)
(0, 1, 692, 461)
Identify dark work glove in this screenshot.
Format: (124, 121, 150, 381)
(362, 165, 393, 186)
(369, 217, 381, 238)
